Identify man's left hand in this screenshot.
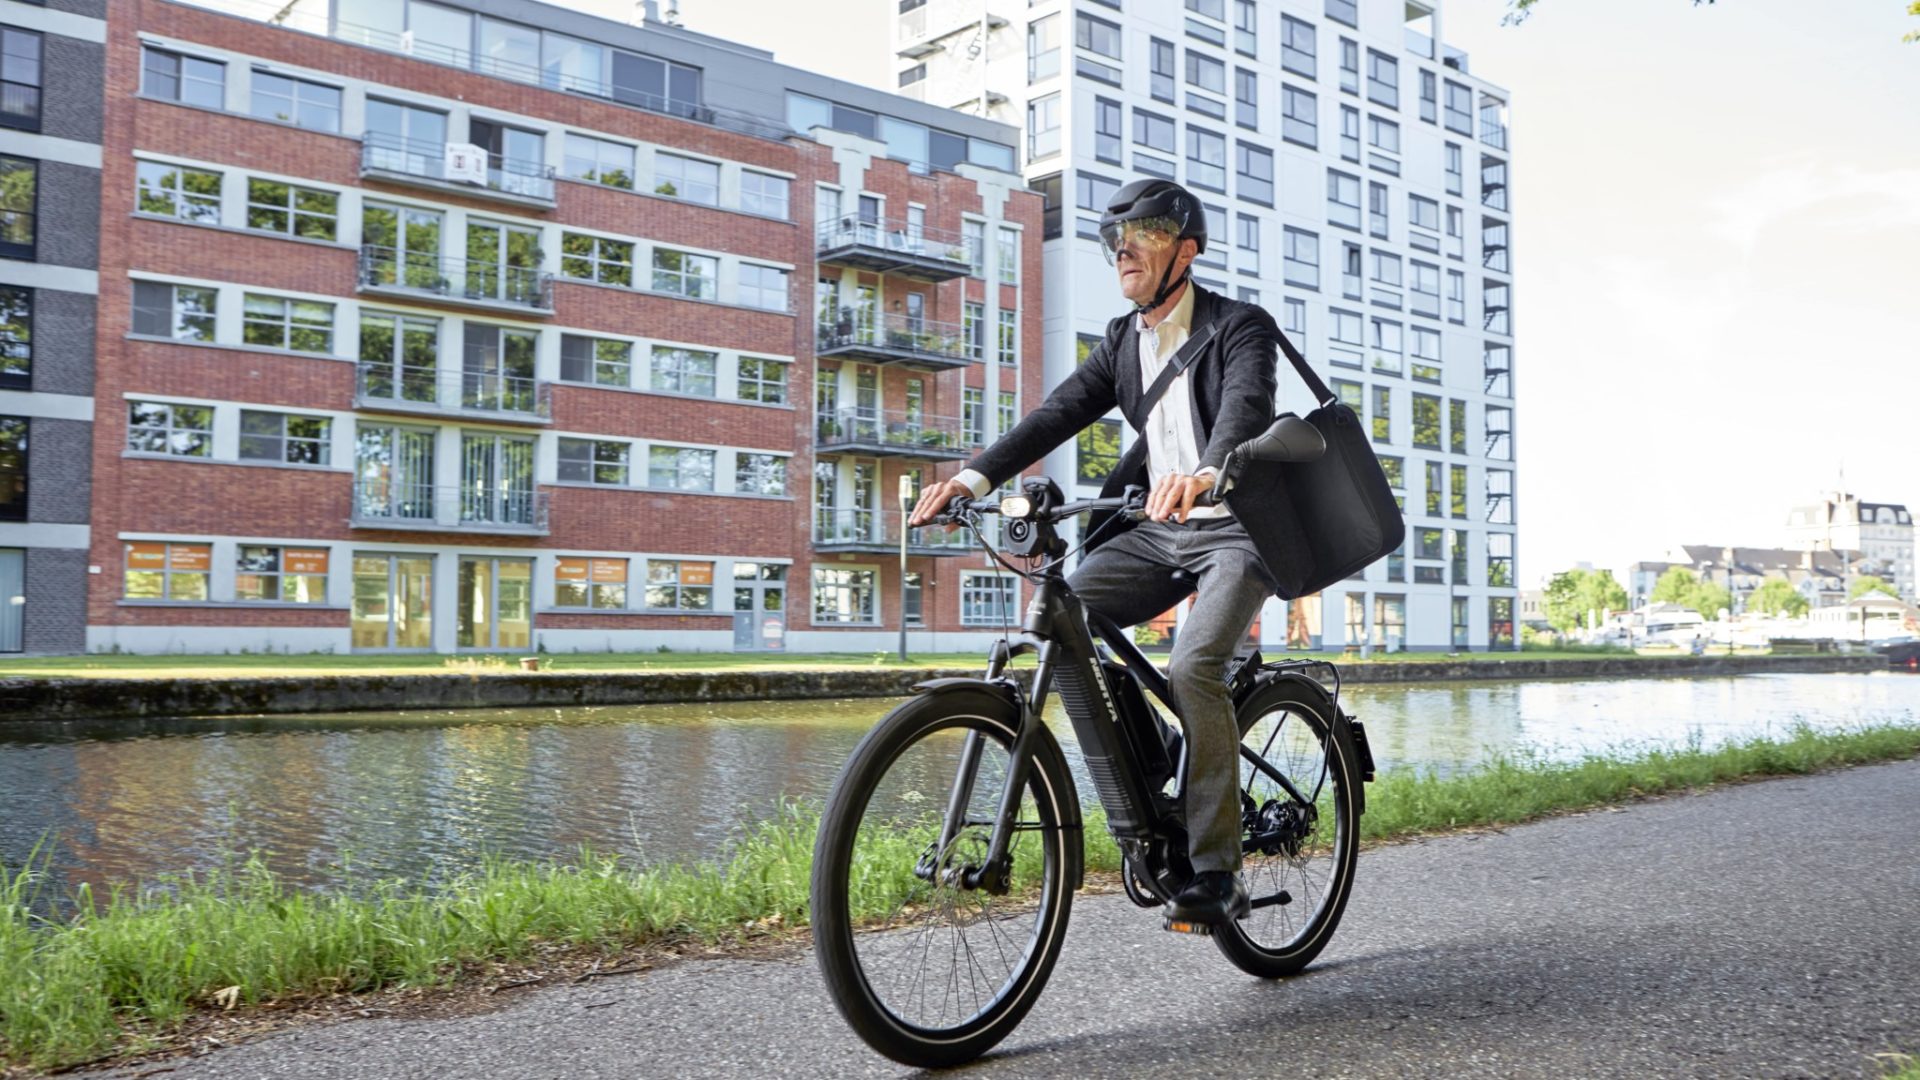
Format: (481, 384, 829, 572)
(1146, 472, 1214, 523)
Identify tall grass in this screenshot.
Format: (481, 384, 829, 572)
(3, 722, 1916, 1071)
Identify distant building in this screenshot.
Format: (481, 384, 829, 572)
(1624, 560, 1674, 609)
(1666, 544, 1851, 613)
(1784, 491, 1914, 602)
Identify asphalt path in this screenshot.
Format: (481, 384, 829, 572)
(95, 759, 1920, 1079)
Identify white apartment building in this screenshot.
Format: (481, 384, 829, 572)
(1784, 492, 1915, 601)
(892, 0, 1520, 650)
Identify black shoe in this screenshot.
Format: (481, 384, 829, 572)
(1163, 870, 1251, 930)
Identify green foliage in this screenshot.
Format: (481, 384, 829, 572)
(1850, 575, 1899, 601)
(1650, 567, 1698, 605)
(1748, 579, 1810, 617)
(1541, 568, 1630, 633)
(1691, 582, 1733, 621)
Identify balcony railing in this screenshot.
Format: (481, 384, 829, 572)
(360, 131, 557, 206)
(815, 408, 970, 459)
(812, 506, 993, 556)
(355, 361, 550, 423)
(1405, 28, 1435, 60)
(816, 311, 972, 370)
(1480, 119, 1509, 151)
(357, 247, 554, 314)
(816, 216, 972, 280)
(351, 480, 549, 534)
(0, 79, 39, 132)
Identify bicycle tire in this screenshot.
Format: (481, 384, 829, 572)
(1212, 676, 1362, 978)
(811, 686, 1082, 1067)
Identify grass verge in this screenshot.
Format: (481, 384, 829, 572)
(4, 721, 1917, 1072)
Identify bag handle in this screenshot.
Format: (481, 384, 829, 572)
(1274, 327, 1339, 410)
(1136, 320, 1221, 419)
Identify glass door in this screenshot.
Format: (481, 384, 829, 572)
(358, 312, 440, 406)
(351, 552, 433, 650)
(731, 562, 787, 651)
(458, 555, 532, 649)
(354, 424, 435, 522)
(853, 368, 879, 443)
(0, 548, 21, 652)
(364, 98, 448, 176)
(461, 323, 537, 413)
(464, 220, 542, 305)
(852, 460, 877, 542)
(362, 202, 444, 292)
(469, 119, 545, 195)
(460, 432, 535, 525)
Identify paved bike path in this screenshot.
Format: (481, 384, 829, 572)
(95, 759, 1920, 1079)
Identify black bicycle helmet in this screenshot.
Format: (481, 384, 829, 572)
(1098, 178, 1207, 312)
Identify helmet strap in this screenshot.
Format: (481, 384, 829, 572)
(1133, 257, 1190, 316)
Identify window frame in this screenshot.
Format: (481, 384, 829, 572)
(249, 68, 343, 133)
(126, 399, 212, 458)
(238, 408, 331, 466)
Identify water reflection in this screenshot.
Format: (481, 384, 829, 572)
(1, 673, 1914, 902)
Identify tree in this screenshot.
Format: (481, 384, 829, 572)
(1542, 568, 1630, 633)
(1650, 567, 1699, 606)
(1691, 582, 1733, 622)
(1850, 575, 1899, 600)
(1748, 579, 1809, 618)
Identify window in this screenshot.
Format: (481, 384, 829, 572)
(1370, 250, 1402, 305)
(1444, 80, 1473, 134)
(963, 219, 986, 276)
(963, 302, 985, 361)
(1424, 460, 1443, 516)
(1150, 38, 1176, 102)
(235, 545, 328, 604)
(961, 571, 1018, 626)
(245, 178, 337, 241)
(1483, 217, 1510, 272)
(997, 308, 1018, 364)
(0, 414, 20, 520)
(1410, 325, 1441, 379)
(1236, 142, 1273, 204)
(1340, 242, 1362, 299)
(127, 400, 211, 457)
(1410, 262, 1441, 318)
(1134, 109, 1175, 156)
(1450, 462, 1468, 518)
(1386, 540, 1405, 583)
(129, 282, 212, 340)
(558, 437, 630, 485)
(1412, 393, 1440, 449)
(1370, 385, 1391, 442)
(560, 232, 634, 287)
(1076, 12, 1123, 58)
(1487, 532, 1515, 588)
(1028, 92, 1061, 161)
(242, 294, 334, 353)
(648, 444, 716, 491)
(1484, 279, 1511, 334)
(1327, 0, 1358, 27)
(1198, 202, 1228, 266)
(964, 386, 985, 444)
(1372, 595, 1406, 649)
(123, 541, 210, 600)
(563, 133, 634, 189)
(1077, 418, 1121, 485)
(813, 567, 877, 624)
(1186, 51, 1225, 96)
(1368, 181, 1390, 238)
(1368, 115, 1400, 169)
(1234, 0, 1257, 54)
(239, 410, 330, 464)
(1453, 529, 1471, 586)
(250, 70, 342, 132)
(1409, 193, 1440, 236)
(1187, 127, 1226, 191)
(1028, 13, 1061, 82)
(1451, 398, 1469, 454)
(1371, 316, 1402, 374)
(1283, 296, 1305, 349)
(1378, 454, 1403, 491)
(1092, 97, 1122, 163)
(1034, 173, 1063, 239)
(555, 557, 628, 609)
(135, 161, 220, 225)
(737, 357, 789, 404)
(0, 286, 27, 390)
(1327, 170, 1360, 230)
(654, 152, 719, 205)
(1234, 68, 1257, 128)
(652, 248, 718, 299)
(1338, 37, 1359, 95)
(1236, 212, 1260, 272)
(740, 171, 790, 219)
(1446, 205, 1465, 259)
(736, 453, 787, 496)
(1281, 85, 1317, 148)
(1340, 104, 1360, 162)
(739, 263, 790, 312)
(1283, 227, 1318, 289)
(903, 571, 924, 626)
(1187, 0, 1226, 19)
(1445, 142, 1463, 196)
(141, 47, 224, 109)
(1416, 527, 1445, 560)
(997, 390, 1016, 435)
(1447, 269, 1466, 324)
(1366, 49, 1398, 109)
(645, 559, 714, 610)
(650, 346, 717, 397)
(1330, 308, 1362, 347)
(560, 334, 631, 386)
(1420, 69, 1438, 124)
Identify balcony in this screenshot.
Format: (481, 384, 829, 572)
(898, 0, 1009, 50)
(355, 362, 550, 425)
(350, 481, 549, 535)
(357, 248, 554, 315)
(359, 132, 556, 209)
(817, 311, 972, 371)
(815, 408, 971, 460)
(816, 217, 972, 281)
(812, 507, 992, 557)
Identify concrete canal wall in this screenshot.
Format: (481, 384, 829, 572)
(0, 653, 1890, 722)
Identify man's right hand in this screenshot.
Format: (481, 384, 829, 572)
(909, 478, 976, 528)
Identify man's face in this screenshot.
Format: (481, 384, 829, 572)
(1107, 219, 1196, 307)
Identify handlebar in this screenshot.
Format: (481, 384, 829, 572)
(931, 485, 1220, 528)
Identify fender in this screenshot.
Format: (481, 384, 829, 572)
(1242, 669, 1374, 815)
(910, 676, 1087, 888)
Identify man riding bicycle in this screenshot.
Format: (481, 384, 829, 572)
(909, 177, 1285, 928)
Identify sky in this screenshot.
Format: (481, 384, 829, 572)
(573, 0, 1920, 584)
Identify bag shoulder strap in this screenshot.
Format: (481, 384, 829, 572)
(1136, 320, 1221, 420)
(1274, 326, 1338, 410)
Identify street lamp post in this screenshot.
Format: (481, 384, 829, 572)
(1726, 561, 1735, 657)
(898, 475, 913, 663)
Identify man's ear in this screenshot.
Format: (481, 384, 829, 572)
(1175, 237, 1199, 275)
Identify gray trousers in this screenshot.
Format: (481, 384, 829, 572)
(1068, 516, 1272, 874)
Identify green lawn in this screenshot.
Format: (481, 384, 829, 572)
(0, 646, 1693, 681)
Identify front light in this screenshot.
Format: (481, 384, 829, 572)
(999, 495, 1033, 518)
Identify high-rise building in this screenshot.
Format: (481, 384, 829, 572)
(0, 0, 103, 654)
(78, 0, 1041, 655)
(893, 0, 1519, 650)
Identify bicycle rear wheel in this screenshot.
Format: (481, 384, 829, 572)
(811, 687, 1081, 1067)
(1212, 677, 1361, 978)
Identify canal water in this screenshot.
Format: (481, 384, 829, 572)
(2, 671, 1915, 901)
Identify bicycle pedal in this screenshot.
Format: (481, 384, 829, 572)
(1162, 918, 1214, 937)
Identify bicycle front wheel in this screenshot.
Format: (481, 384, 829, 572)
(810, 687, 1081, 1068)
(1212, 676, 1362, 978)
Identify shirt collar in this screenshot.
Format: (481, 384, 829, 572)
(1135, 278, 1196, 353)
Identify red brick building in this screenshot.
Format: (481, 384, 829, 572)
(87, 0, 1040, 654)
